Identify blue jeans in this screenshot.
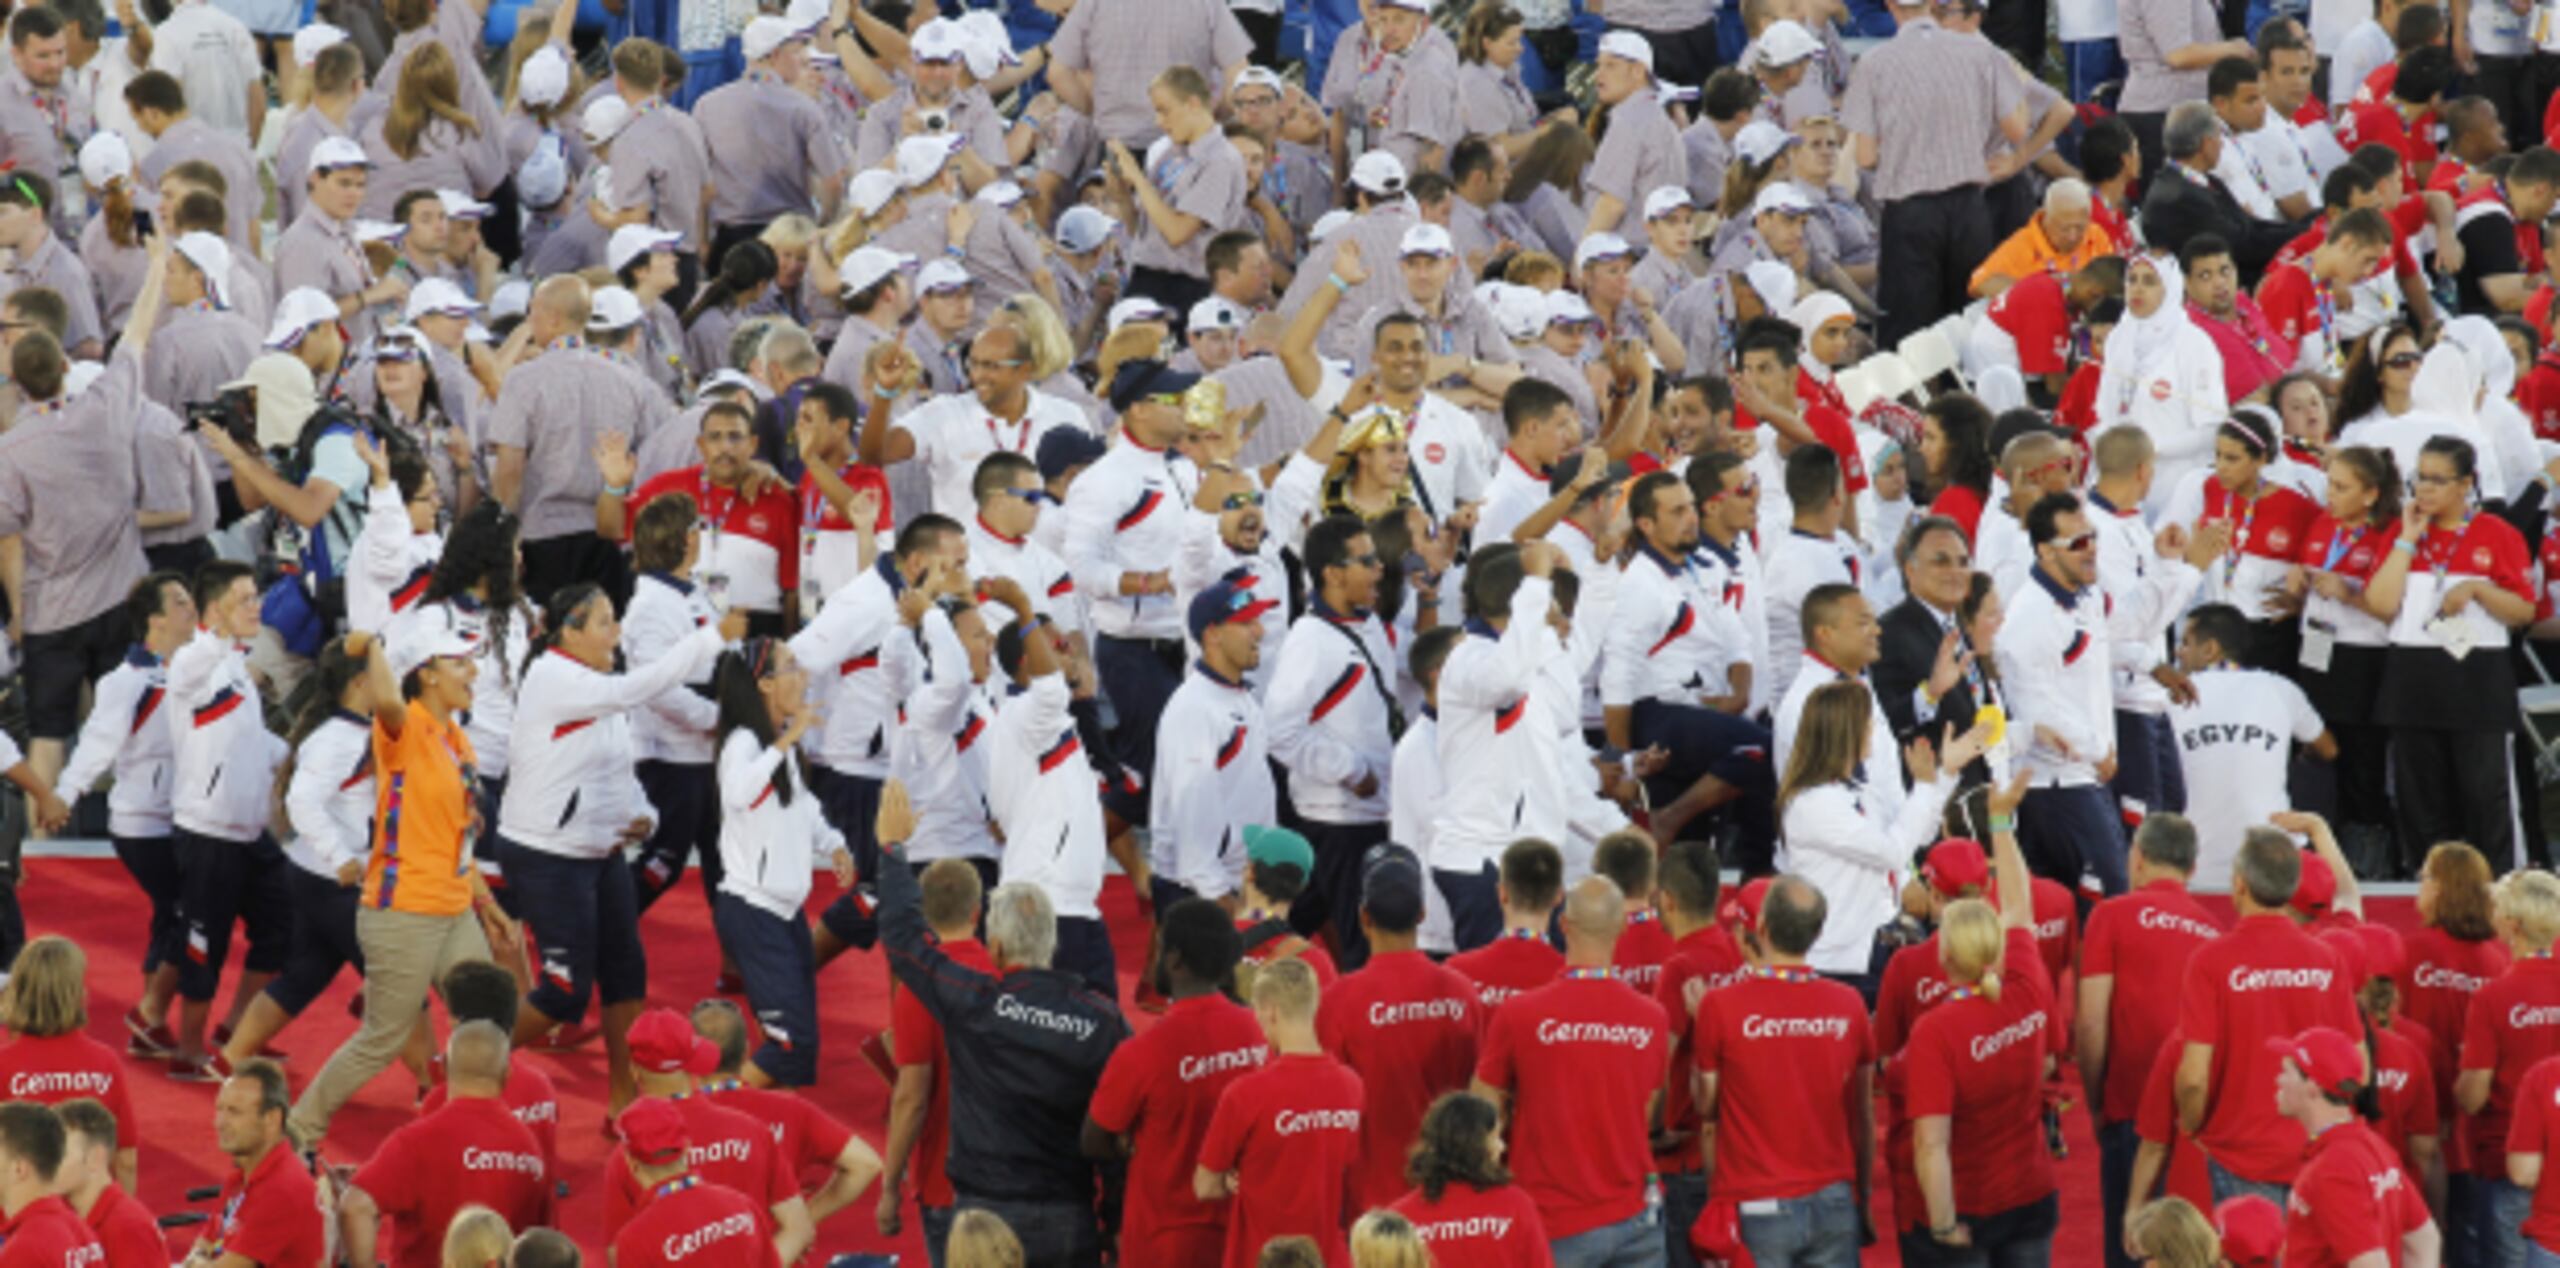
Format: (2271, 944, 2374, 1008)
(1901, 1193, 2058, 1268)
(1661, 1171, 1708, 1268)
(2528, 1234, 2560, 1266)
(1553, 1205, 1669, 1268)
(2208, 1158, 2289, 1208)
(1738, 1182, 1861, 1268)
(2098, 1120, 2140, 1268)
(950, 1195, 1101, 1268)
(2062, 39, 2125, 105)
(2109, 710, 2186, 820)
(2478, 1175, 2533, 1268)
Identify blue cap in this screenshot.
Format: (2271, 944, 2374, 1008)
(1187, 571, 1278, 643)
(1106, 358, 1202, 414)
(1035, 427, 1106, 482)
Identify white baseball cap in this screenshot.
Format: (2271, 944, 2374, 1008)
(265, 287, 341, 349)
(895, 134, 961, 189)
(1644, 187, 1695, 220)
(489, 280, 533, 323)
(955, 12, 1018, 80)
(1109, 296, 1172, 329)
(1749, 183, 1815, 219)
(1573, 232, 1635, 272)
(1235, 66, 1287, 94)
(975, 179, 1028, 208)
(1544, 290, 1598, 327)
(1056, 205, 1118, 253)
(1311, 209, 1355, 245)
(911, 17, 968, 62)
(582, 96, 633, 148)
(1400, 222, 1456, 258)
(608, 224, 683, 274)
(701, 367, 766, 400)
(64, 360, 104, 398)
(1745, 260, 1798, 313)
(76, 132, 130, 194)
(848, 168, 904, 218)
(1491, 284, 1548, 341)
(310, 135, 372, 171)
(1756, 19, 1821, 66)
(587, 286, 646, 331)
(172, 232, 231, 306)
(517, 135, 570, 208)
(1733, 120, 1797, 168)
(354, 219, 406, 246)
(292, 22, 349, 69)
(1378, 0, 1430, 11)
(1598, 30, 1655, 73)
(915, 258, 972, 293)
(784, 0, 830, 32)
(838, 245, 914, 297)
(518, 46, 572, 108)
(1350, 150, 1408, 197)
(386, 606, 480, 681)
(1188, 296, 1246, 333)
(406, 277, 482, 321)
(743, 16, 804, 61)
(438, 189, 494, 221)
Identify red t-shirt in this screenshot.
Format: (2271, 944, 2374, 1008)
(2339, 101, 2436, 189)
(2081, 881, 2226, 1122)
(1901, 928, 2058, 1217)
(2505, 1053, 2560, 1250)
(1736, 401, 1871, 494)
(1086, 991, 1270, 1264)
(1988, 271, 2073, 376)
(1874, 935, 1953, 1058)
(351, 1096, 551, 1268)
(2134, 1030, 2216, 1212)
(606, 1097, 794, 1238)
(626, 465, 802, 606)
(1928, 484, 1988, 542)
(611, 1178, 780, 1268)
(1653, 925, 1748, 1174)
(2373, 1023, 2442, 1177)
(1613, 910, 1676, 996)
(212, 1144, 324, 1268)
(891, 936, 995, 1209)
(1474, 973, 1671, 1238)
(2460, 956, 2560, 1170)
(1693, 968, 1874, 1202)
(699, 1081, 857, 1187)
(2179, 914, 2363, 1184)
(0, 1196, 100, 1268)
(2201, 479, 2322, 564)
(1195, 1052, 1365, 1268)
(2284, 1120, 2431, 1268)
(1316, 949, 1483, 1211)
(2297, 515, 2397, 586)
(81, 1184, 164, 1268)
(2255, 261, 2330, 355)
(1238, 920, 1339, 989)
(2403, 927, 2510, 1171)
(0, 1033, 133, 1133)
(1389, 1181, 1553, 1267)
(2029, 877, 2077, 989)
(1450, 931, 1564, 1011)
(2523, 354, 2560, 441)
(419, 1058, 561, 1173)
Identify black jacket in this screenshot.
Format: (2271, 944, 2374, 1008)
(2138, 167, 2308, 288)
(1870, 595, 1997, 787)
(880, 854, 1131, 1205)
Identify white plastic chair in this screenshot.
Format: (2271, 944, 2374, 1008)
(1897, 327, 1963, 389)
(1974, 365, 2028, 414)
(1835, 364, 1880, 415)
(1856, 352, 1920, 404)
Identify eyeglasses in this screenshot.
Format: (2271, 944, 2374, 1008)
(967, 356, 1026, 372)
(2384, 353, 2424, 369)
(1222, 491, 1266, 510)
(1346, 552, 1381, 567)
(1234, 92, 1281, 108)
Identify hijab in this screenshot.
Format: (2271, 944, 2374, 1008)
(1790, 291, 1853, 383)
(2102, 253, 2194, 383)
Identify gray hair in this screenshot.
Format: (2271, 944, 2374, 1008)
(2164, 102, 2217, 161)
(2043, 178, 2092, 214)
(762, 326, 822, 376)
(986, 882, 1058, 970)
(2234, 827, 2301, 907)
(1894, 514, 1967, 570)
(2130, 812, 2199, 875)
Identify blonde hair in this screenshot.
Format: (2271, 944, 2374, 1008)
(946, 1210, 1026, 1268)
(1349, 1210, 1434, 1267)
(1095, 323, 1167, 394)
(2497, 869, 2560, 950)
(1250, 955, 1321, 1023)
(995, 293, 1076, 379)
(761, 214, 820, 257)
(1718, 151, 1786, 221)
(0, 936, 86, 1037)
(1504, 251, 1565, 291)
(1776, 680, 1874, 815)
(387, 43, 482, 161)
(441, 1206, 512, 1268)
(1936, 899, 2006, 1002)
(2125, 1198, 2219, 1268)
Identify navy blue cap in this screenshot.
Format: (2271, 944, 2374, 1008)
(1035, 427, 1107, 482)
(1360, 842, 1426, 929)
(1187, 572, 1278, 642)
(1106, 358, 1203, 414)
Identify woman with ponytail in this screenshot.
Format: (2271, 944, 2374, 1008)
(416, 502, 535, 846)
(710, 636, 853, 1087)
(74, 132, 148, 329)
(682, 240, 779, 373)
(1903, 769, 2059, 1264)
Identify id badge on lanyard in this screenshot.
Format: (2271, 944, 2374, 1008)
(697, 476, 732, 614)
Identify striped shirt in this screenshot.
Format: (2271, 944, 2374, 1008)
(1457, 60, 1538, 141)
(695, 71, 845, 229)
(0, 350, 147, 632)
(1839, 19, 2026, 202)
(1605, 0, 1717, 33)
(1587, 87, 1691, 219)
(1049, 0, 1255, 146)
(2118, 0, 2220, 113)
(485, 339, 676, 540)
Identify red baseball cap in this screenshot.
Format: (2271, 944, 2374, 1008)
(2214, 1195, 2284, 1268)
(628, 1008, 719, 1077)
(618, 1097, 690, 1165)
(1721, 877, 1772, 930)
(2264, 1026, 2363, 1098)
(2291, 851, 2336, 918)
(2354, 921, 2408, 981)
(1921, 839, 1990, 898)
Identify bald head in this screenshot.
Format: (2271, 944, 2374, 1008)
(532, 276, 593, 341)
(1561, 875, 1627, 956)
(446, 1019, 510, 1092)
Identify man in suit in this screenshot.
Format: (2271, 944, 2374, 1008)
(1870, 514, 1994, 789)
(2139, 101, 2307, 287)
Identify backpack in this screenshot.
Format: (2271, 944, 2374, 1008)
(259, 408, 414, 657)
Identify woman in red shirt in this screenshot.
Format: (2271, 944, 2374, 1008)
(2398, 842, 2510, 1206)
(1388, 1092, 1552, 1267)
(0, 937, 135, 1190)
(2284, 446, 2401, 874)
(1919, 396, 1996, 542)
(2176, 410, 2323, 669)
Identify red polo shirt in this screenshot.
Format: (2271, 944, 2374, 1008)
(1196, 1052, 1366, 1268)
(0, 1196, 99, 1268)
(1653, 924, 1748, 1174)
(2505, 1053, 2560, 1250)
(1087, 992, 1269, 1265)
(1316, 948, 1483, 1211)
(2373, 1023, 2442, 1178)
(1450, 931, 1563, 1011)
(419, 1058, 561, 1171)
(1238, 919, 1339, 988)
(892, 936, 996, 1209)
(1901, 928, 2057, 1217)
(2179, 914, 2364, 1184)
(0, 1033, 133, 1131)
(606, 1097, 793, 1238)
(1389, 1181, 1552, 1267)
(1876, 934, 1954, 1058)
(1475, 971, 1671, 1238)
(1989, 271, 2074, 376)
(1613, 910, 1676, 996)
(212, 1144, 324, 1268)
(79, 1185, 162, 1268)
(626, 465, 802, 605)
(2460, 955, 2560, 1172)
(1694, 967, 1873, 1202)
(2134, 1029, 2216, 1212)
(2403, 927, 2510, 1171)
(2081, 880, 2224, 1123)
(2284, 1119, 2431, 1268)
(611, 1177, 780, 1268)
(698, 1080, 857, 1187)
(350, 1095, 551, 1268)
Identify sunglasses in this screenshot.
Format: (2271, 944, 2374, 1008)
(1705, 476, 1760, 502)
(2384, 353, 2424, 369)
(2056, 531, 2098, 552)
(1222, 490, 1266, 510)
(1000, 486, 1053, 505)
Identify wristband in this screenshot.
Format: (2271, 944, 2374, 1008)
(2393, 538, 2416, 554)
(1327, 273, 1350, 294)
(945, 245, 966, 258)
(1988, 814, 2016, 834)
(604, 482, 633, 497)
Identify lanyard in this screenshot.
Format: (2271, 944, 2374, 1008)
(1752, 964, 1819, 983)
(2224, 121, 2273, 194)
(696, 471, 730, 560)
(653, 1174, 700, 1200)
(2420, 517, 2472, 584)
(2219, 482, 2264, 560)
(1945, 982, 1990, 1002)
(1562, 966, 1617, 981)
(986, 411, 1034, 454)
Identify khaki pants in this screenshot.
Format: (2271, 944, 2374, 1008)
(288, 906, 489, 1145)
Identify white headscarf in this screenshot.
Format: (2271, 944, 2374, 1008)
(2102, 253, 2194, 383)
(2440, 316, 2514, 405)
(1790, 291, 1854, 382)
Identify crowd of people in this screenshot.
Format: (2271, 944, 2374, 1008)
(7, 0, 2560, 1260)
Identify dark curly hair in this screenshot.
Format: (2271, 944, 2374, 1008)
(423, 499, 523, 689)
(1405, 1092, 1510, 1203)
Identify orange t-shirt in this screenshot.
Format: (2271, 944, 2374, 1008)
(363, 699, 479, 917)
(1969, 214, 2120, 297)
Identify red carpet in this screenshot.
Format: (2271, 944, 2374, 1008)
(28, 857, 2421, 1264)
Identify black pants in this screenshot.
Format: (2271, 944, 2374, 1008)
(2477, 56, 2537, 158)
(1236, 8, 1283, 67)
(713, 893, 820, 1085)
(1093, 635, 1185, 823)
(520, 532, 632, 615)
(632, 760, 723, 914)
(1631, 699, 1777, 868)
(2099, 1119, 2139, 1268)
(1900, 1192, 2059, 1267)
(708, 222, 771, 281)
(1434, 862, 1502, 951)
(1613, 19, 1723, 88)
(2109, 711, 2185, 818)
(2122, 112, 2167, 208)
(1981, 0, 2047, 75)
(808, 764, 885, 890)
(174, 830, 292, 1002)
(2394, 726, 2520, 872)
(2017, 783, 2127, 899)
(1122, 267, 1209, 332)
(1877, 186, 1996, 351)
(1052, 914, 1118, 1001)
(263, 866, 361, 1016)
(143, 538, 215, 578)
(1287, 817, 1388, 971)
(113, 834, 184, 974)
(1986, 170, 2038, 246)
